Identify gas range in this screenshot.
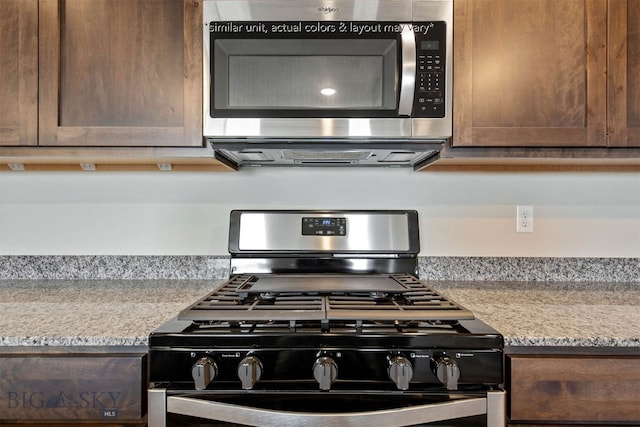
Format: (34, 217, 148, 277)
(148, 210, 505, 427)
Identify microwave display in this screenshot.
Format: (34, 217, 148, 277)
(208, 21, 446, 119)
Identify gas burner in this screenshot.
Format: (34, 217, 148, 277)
(369, 291, 389, 301)
(258, 292, 278, 302)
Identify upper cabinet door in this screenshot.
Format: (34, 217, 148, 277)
(0, 0, 38, 146)
(453, 0, 608, 147)
(38, 0, 202, 147)
(608, 0, 640, 147)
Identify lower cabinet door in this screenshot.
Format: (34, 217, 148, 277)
(507, 354, 640, 424)
(0, 352, 146, 423)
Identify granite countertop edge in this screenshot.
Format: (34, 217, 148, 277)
(1, 279, 639, 349)
(3, 337, 640, 349)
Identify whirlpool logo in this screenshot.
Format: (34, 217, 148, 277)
(318, 6, 339, 15)
(5, 390, 121, 418)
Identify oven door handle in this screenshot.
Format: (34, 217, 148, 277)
(398, 23, 416, 117)
(164, 392, 505, 427)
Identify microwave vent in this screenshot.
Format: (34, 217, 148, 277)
(236, 151, 273, 162)
(380, 151, 420, 162)
(282, 150, 373, 161)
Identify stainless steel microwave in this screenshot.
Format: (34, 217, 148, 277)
(203, 0, 452, 168)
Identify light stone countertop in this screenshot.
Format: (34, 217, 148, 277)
(0, 280, 215, 347)
(430, 281, 640, 348)
(1, 279, 639, 348)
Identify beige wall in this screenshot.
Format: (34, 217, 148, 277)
(0, 169, 638, 257)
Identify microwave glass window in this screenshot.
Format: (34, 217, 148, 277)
(229, 56, 383, 109)
(213, 39, 398, 112)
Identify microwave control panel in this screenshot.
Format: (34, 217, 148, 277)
(413, 21, 447, 118)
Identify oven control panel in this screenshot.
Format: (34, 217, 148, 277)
(302, 217, 346, 236)
(229, 210, 418, 254)
(150, 347, 503, 392)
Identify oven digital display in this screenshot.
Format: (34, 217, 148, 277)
(302, 217, 346, 236)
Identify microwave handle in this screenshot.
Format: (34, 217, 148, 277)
(398, 24, 416, 116)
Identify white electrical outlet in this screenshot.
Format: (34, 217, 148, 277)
(516, 205, 534, 233)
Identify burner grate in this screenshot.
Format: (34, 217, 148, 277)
(325, 294, 473, 321)
(179, 275, 326, 321)
(186, 318, 470, 335)
(178, 274, 474, 322)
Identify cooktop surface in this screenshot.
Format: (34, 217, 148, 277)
(177, 274, 475, 322)
(241, 274, 409, 295)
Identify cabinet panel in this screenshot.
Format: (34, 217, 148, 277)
(0, 353, 145, 422)
(453, 0, 607, 147)
(507, 355, 640, 423)
(39, 0, 202, 147)
(59, 1, 183, 128)
(608, 0, 640, 146)
(0, 0, 37, 146)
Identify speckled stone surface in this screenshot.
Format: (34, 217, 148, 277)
(0, 256, 230, 280)
(1, 256, 638, 282)
(418, 257, 640, 282)
(0, 279, 216, 347)
(1, 279, 638, 348)
(430, 281, 640, 348)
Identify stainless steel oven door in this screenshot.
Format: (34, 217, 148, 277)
(148, 389, 506, 427)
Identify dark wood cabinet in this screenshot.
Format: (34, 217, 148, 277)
(608, 0, 640, 147)
(453, 0, 608, 148)
(0, 349, 146, 425)
(507, 354, 640, 424)
(2, 0, 638, 169)
(451, 0, 640, 158)
(39, 0, 202, 148)
(0, 0, 230, 170)
(0, 0, 38, 147)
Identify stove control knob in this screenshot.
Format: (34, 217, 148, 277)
(237, 355, 263, 390)
(313, 356, 337, 391)
(388, 356, 413, 390)
(192, 357, 217, 390)
(435, 357, 460, 391)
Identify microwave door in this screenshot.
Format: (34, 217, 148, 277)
(204, 22, 416, 139)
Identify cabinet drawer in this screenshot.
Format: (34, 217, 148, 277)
(507, 355, 640, 423)
(0, 353, 146, 422)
